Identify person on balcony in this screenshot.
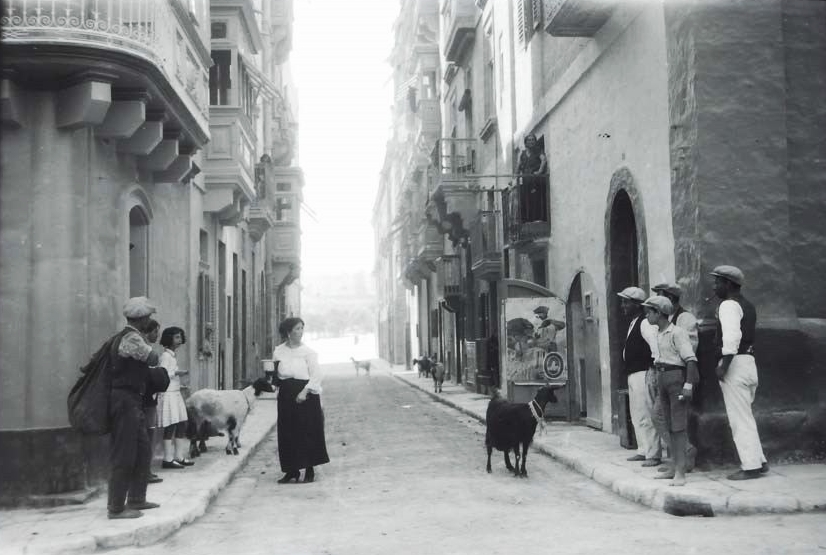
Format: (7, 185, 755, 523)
(516, 133, 548, 223)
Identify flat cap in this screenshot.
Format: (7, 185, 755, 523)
(642, 295, 674, 316)
(533, 305, 549, 315)
(617, 286, 647, 303)
(651, 282, 682, 298)
(710, 265, 744, 286)
(122, 296, 157, 319)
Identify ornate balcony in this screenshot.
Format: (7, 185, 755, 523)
(502, 176, 551, 247)
(1, 0, 211, 145)
(441, 0, 476, 63)
(437, 254, 462, 299)
(470, 210, 502, 281)
(543, 0, 614, 37)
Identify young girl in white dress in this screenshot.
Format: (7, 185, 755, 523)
(156, 327, 193, 469)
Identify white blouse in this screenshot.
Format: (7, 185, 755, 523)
(159, 349, 182, 392)
(272, 343, 322, 394)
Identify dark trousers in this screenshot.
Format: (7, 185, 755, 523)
(108, 389, 150, 513)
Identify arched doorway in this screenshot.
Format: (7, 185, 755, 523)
(129, 206, 150, 297)
(567, 271, 602, 429)
(605, 168, 648, 433)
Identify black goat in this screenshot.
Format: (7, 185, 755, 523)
(485, 385, 557, 477)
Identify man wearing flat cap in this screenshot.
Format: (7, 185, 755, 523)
(642, 296, 699, 486)
(711, 266, 768, 480)
(107, 296, 163, 518)
(617, 286, 662, 466)
(651, 281, 699, 471)
(532, 305, 565, 352)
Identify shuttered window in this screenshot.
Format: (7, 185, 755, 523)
(197, 272, 215, 354)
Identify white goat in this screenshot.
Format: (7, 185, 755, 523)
(186, 377, 274, 455)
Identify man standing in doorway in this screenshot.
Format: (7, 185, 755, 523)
(711, 266, 769, 480)
(651, 282, 698, 472)
(617, 287, 661, 466)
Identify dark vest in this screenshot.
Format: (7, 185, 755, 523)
(715, 294, 756, 357)
(110, 329, 151, 395)
(670, 306, 685, 324)
(624, 316, 653, 374)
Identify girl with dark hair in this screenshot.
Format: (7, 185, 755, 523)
(272, 317, 329, 483)
(155, 326, 193, 469)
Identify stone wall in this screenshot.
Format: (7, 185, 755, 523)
(665, 0, 826, 464)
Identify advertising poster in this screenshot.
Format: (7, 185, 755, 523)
(504, 296, 567, 385)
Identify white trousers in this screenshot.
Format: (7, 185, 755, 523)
(628, 371, 661, 459)
(719, 355, 767, 470)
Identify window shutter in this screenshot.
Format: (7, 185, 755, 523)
(516, 0, 525, 45)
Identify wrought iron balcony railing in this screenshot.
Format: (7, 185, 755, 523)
(432, 137, 477, 178)
(501, 175, 551, 244)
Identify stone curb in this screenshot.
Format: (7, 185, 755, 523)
(392, 373, 819, 517)
(8, 404, 278, 555)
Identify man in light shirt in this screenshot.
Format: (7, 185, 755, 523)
(642, 295, 699, 486)
(651, 282, 699, 472)
(617, 287, 661, 466)
(711, 265, 769, 480)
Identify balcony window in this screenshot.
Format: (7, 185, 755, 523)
(211, 21, 228, 38)
(210, 50, 232, 105)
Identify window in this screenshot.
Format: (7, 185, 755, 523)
(129, 206, 149, 297)
(531, 257, 547, 287)
(209, 50, 231, 105)
(211, 21, 227, 38)
(197, 272, 215, 355)
(484, 28, 495, 118)
(423, 72, 437, 100)
(498, 35, 504, 106)
(199, 229, 209, 265)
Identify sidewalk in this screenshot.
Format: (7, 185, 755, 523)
(0, 394, 278, 555)
(392, 367, 826, 517)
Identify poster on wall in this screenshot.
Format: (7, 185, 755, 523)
(503, 296, 567, 385)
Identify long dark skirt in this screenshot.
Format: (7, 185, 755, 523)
(276, 378, 330, 472)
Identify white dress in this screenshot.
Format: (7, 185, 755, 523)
(156, 349, 189, 427)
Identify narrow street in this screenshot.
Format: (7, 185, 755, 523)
(108, 363, 823, 555)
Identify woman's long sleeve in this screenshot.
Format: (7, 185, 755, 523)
(305, 351, 323, 394)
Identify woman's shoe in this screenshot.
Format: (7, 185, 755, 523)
(277, 472, 300, 484)
(303, 467, 315, 483)
(175, 458, 195, 467)
(161, 460, 185, 469)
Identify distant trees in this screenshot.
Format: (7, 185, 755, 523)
(300, 270, 377, 338)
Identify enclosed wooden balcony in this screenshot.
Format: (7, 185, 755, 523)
(417, 219, 444, 264)
(246, 201, 276, 243)
(543, 0, 614, 37)
(437, 254, 463, 299)
(470, 210, 502, 281)
(203, 106, 257, 206)
(428, 137, 479, 244)
(502, 176, 551, 246)
(441, 0, 477, 63)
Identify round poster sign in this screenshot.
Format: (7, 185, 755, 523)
(542, 352, 565, 381)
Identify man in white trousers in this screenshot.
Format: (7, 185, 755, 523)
(711, 265, 769, 480)
(617, 287, 661, 466)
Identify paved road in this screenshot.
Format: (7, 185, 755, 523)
(110, 364, 824, 555)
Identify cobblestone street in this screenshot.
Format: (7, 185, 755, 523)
(106, 363, 824, 555)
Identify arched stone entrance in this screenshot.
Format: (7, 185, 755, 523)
(566, 271, 603, 429)
(604, 167, 648, 433)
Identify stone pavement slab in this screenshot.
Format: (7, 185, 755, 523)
(391, 368, 826, 517)
(0, 394, 278, 555)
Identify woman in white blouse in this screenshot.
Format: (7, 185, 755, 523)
(272, 317, 329, 483)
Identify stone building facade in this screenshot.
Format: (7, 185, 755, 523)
(374, 0, 826, 465)
(0, 0, 304, 505)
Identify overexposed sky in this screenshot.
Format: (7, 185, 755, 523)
(292, 0, 398, 280)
